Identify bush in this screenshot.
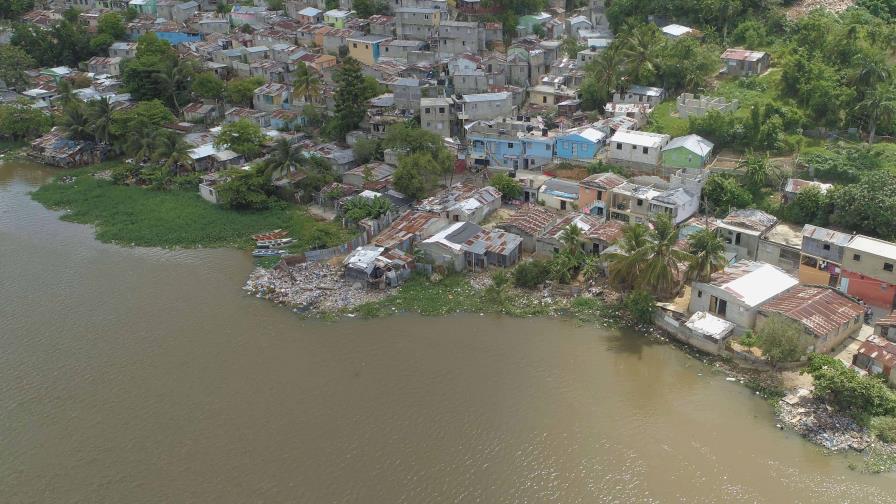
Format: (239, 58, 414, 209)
(739, 330, 760, 347)
(871, 416, 896, 443)
(513, 259, 551, 289)
(805, 353, 896, 420)
(756, 314, 812, 365)
(490, 172, 522, 201)
(624, 290, 655, 324)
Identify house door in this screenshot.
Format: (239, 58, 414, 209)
(560, 200, 567, 210)
(524, 191, 531, 202)
(839, 277, 849, 293)
(709, 296, 727, 317)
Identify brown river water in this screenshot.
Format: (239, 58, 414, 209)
(2, 160, 896, 502)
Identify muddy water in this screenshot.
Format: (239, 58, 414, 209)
(2, 160, 896, 502)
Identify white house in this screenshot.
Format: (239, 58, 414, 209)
(607, 130, 670, 170)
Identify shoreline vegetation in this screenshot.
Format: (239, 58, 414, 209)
(30, 164, 352, 251)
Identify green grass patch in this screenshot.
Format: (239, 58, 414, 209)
(714, 70, 787, 116)
(31, 172, 352, 249)
(645, 100, 689, 138)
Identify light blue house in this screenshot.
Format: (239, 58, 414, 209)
(468, 133, 526, 170)
(555, 127, 606, 162)
(520, 133, 555, 171)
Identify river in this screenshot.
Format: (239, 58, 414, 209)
(2, 160, 896, 502)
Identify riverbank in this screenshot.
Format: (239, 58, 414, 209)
(30, 167, 351, 250)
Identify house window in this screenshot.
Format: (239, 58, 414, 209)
(697, 290, 702, 298)
(709, 296, 727, 317)
(734, 232, 741, 246)
(438, 107, 445, 113)
(597, 190, 603, 200)
(886, 263, 894, 272)
(636, 199, 643, 206)
(854, 254, 861, 261)
(424, 108, 431, 114)
(642, 147, 648, 154)
(560, 200, 567, 210)
(823, 243, 831, 251)
(508, 143, 514, 148)
(352, 43, 357, 48)
(542, 96, 547, 103)
(616, 143, 622, 150)
(631, 145, 636, 149)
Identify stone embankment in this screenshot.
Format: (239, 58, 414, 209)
(244, 261, 389, 312)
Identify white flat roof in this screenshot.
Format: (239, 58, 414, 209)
(686, 311, 734, 341)
(609, 130, 669, 148)
(722, 264, 798, 307)
(848, 235, 896, 260)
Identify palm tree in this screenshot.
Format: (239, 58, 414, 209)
(55, 79, 77, 108)
(604, 222, 650, 290)
(126, 130, 157, 163)
(622, 24, 663, 85)
(686, 228, 727, 282)
(152, 130, 193, 173)
(292, 62, 322, 105)
(589, 44, 626, 109)
(155, 61, 191, 113)
(60, 101, 92, 141)
(852, 54, 891, 100)
(580, 255, 601, 284)
(857, 82, 896, 145)
(549, 251, 578, 284)
(87, 97, 113, 144)
(638, 213, 693, 299)
(739, 152, 774, 192)
(262, 138, 303, 179)
(559, 222, 583, 256)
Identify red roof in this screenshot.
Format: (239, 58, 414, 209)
(759, 285, 863, 337)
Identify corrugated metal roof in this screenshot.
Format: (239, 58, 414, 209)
(502, 204, 554, 236)
(761, 285, 863, 337)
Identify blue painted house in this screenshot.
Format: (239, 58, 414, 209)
(520, 133, 555, 171)
(468, 133, 526, 170)
(555, 127, 606, 162)
(154, 31, 202, 45)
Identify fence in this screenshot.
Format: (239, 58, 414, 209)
(301, 211, 400, 263)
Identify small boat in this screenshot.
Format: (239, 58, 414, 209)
(256, 238, 294, 248)
(252, 249, 287, 257)
(252, 229, 289, 241)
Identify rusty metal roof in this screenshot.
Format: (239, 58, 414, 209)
(857, 335, 896, 370)
(374, 210, 444, 249)
(876, 310, 896, 328)
(760, 285, 863, 337)
(501, 204, 554, 236)
(721, 208, 777, 232)
(801, 224, 852, 246)
(580, 172, 627, 190)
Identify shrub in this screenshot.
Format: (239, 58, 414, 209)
(756, 314, 812, 365)
(804, 353, 896, 420)
(513, 259, 551, 289)
(871, 416, 896, 443)
(624, 290, 655, 324)
(739, 330, 760, 347)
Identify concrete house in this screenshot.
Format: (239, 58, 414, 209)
(438, 20, 480, 56)
(420, 96, 459, 138)
(417, 184, 501, 224)
(382, 39, 426, 61)
(519, 130, 555, 171)
(538, 178, 580, 211)
(395, 7, 441, 40)
(799, 224, 851, 289)
(578, 172, 626, 218)
(607, 176, 700, 226)
(458, 92, 513, 122)
(716, 209, 778, 262)
(86, 57, 123, 76)
(182, 102, 221, 124)
(756, 222, 803, 274)
(661, 134, 713, 170)
(720, 48, 770, 77)
(373, 210, 448, 251)
(343, 245, 414, 288)
(419, 221, 522, 272)
(536, 213, 624, 256)
(612, 85, 665, 106)
(252, 82, 291, 112)
(342, 162, 395, 188)
(347, 35, 391, 65)
(756, 285, 864, 353)
(607, 130, 670, 172)
(841, 235, 896, 308)
(295, 6, 323, 25)
(689, 260, 799, 334)
(782, 178, 832, 204)
(108, 42, 138, 59)
(499, 204, 555, 253)
(390, 78, 432, 111)
(661, 23, 697, 39)
(173, 0, 198, 22)
(566, 15, 592, 37)
(527, 84, 575, 108)
(555, 127, 606, 162)
(323, 9, 353, 28)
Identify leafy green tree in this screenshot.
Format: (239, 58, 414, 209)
(805, 353, 896, 419)
(739, 152, 776, 192)
(214, 119, 266, 159)
(605, 214, 692, 298)
(352, 0, 390, 18)
(0, 0, 33, 19)
(560, 37, 583, 59)
(856, 81, 896, 145)
(489, 172, 522, 201)
(352, 138, 381, 165)
(702, 174, 752, 215)
(392, 153, 430, 199)
(0, 45, 35, 90)
(122, 34, 185, 105)
(191, 72, 225, 101)
(757, 314, 811, 365)
(0, 101, 52, 140)
(89, 33, 115, 55)
(783, 185, 829, 225)
(12, 20, 93, 67)
(656, 37, 719, 92)
(686, 228, 727, 282)
(110, 99, 176, 140)
(624, 290, 655, 324)
(97, 12, 126, 40)
(224, 76, 265, 107)
(828, 171, 896, 239)
(580, 43, 625, 110)
(513, 259, 552, 289)
(217, 168, 274, 210)
(330, 57, 369, 140)
(484, 269, 511, 309)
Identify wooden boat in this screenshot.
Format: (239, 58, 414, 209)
(252, 229, 289, 241)
(252, 249, 287, 257)
(256, 238, 294, 248)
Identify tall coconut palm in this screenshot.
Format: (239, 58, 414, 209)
(55, 79, 77, 108)
(604, 222, 650, 290)
(262, 137, 303, 179)
(852, 54, 891, 100)
(60, 101, 92, 141)
(87, 97, 113, 144)
(126, 130, 157, 163)
(686, 228, 727, 282)
(638, 213, 693, 299)
(292, 62, 322, 105)
(589, 43, 626, 109)
(580, 255, 601, 284)
(739, 152, 774, 192)
(155, 61, 191, 113)
(622, 24, 663, 85)
(152, 130, 193, 173)
(857, 81, 896, 145)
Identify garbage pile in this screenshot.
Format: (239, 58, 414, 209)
(778, 391, 873, 451)
(244, 261, 389, 312)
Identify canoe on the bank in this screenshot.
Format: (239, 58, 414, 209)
(252, 229, 289, 241)
(256, 238, 294, 248)
(252, 249, 287, 257)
